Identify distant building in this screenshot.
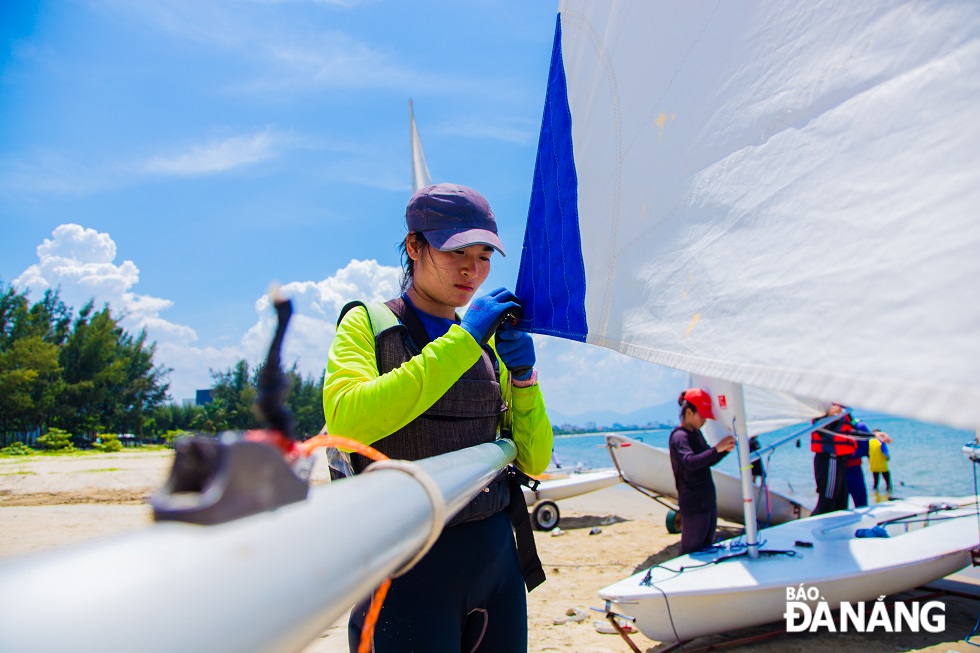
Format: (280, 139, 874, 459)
(196, 389, 214, 406)
(585, 421, 596, 431)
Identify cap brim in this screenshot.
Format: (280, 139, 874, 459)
(425, 228, 506, 256)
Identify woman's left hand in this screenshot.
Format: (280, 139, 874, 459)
(496, 327, 535, 381)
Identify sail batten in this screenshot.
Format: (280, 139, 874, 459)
(519, 1, 980, 430)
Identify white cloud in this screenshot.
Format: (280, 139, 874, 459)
(14, 224, 681, 413)
(14, 224, 403, 401)
(144, 129, 289, 176)
(14, 224, 196, 344)
(238, 259, 402, 386)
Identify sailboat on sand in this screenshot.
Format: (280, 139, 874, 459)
(515, 0, 980, 642)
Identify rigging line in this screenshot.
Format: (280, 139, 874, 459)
(876, 502, 980, 528)
(964, 612, 980, 648)
(882, 514, 979, 526)
(811, 427, 880, 440)
(973, 458, 980, 544)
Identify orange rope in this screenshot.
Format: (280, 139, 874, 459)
(300, 434, 389, 463)
(301, 433, 391, 653)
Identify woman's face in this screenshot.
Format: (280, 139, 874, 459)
(408, 237, 494, 318)
(683, 408, 707, 430)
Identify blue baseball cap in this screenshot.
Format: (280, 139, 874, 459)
(406, 183, 506, 256)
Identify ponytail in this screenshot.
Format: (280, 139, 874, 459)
(678, 392, 697, 420)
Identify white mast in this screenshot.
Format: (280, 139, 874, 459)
(409, 99, 432, 193)
(0, 441, 517, 653)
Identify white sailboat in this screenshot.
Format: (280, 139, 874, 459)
(605, 432, 810, 528)
(515, 0, 980, 642)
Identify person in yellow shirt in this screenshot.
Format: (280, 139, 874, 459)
(323, 183, 552, 653)
(869, 429, 892, 497)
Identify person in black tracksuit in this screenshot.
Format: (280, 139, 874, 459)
(668, 388, 736, 554)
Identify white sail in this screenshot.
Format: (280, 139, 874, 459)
(516, 1, 980, 430)
(409, 99, 432, 193)
(691, 373, 828, 445)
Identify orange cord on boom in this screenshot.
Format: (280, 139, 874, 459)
(301, 434, 391, 653)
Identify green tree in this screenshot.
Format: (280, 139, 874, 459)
(0, 282, 66, 443)
(55, 302, 169, 441)
(285, 366, 325, 438)
(0, 283, 71, 349)
(210, 360, 256, 429)
(114, 329, 169, 436)
(93, 433, 123, 452)
(159, 357, 326, 439)
(0, 336, 61, 437)
(37, 427, 74, 451)
(151, 401, 202, 434)
(190, 398, 230, 433)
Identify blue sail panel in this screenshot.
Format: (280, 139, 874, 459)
(515, 14, 588, 342)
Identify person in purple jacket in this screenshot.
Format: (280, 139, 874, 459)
(668, 388, 736, 554)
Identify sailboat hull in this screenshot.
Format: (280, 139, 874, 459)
(599, 497, 977, 641)
(522, 468, 621, 505)
(606, 434, 810, 525)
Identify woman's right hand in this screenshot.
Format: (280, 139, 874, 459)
(460, 287, 522, 344)
(715, 435, 736, 453)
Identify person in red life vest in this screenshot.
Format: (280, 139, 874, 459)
(668, 388, 736, 554)
(811, 404, 860, 514)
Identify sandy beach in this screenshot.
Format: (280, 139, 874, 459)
(2, 450, 979, 652)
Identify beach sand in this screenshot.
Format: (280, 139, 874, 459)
(2, 450, 978, 652)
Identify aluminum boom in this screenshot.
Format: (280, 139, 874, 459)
(0, 439, 517, 653)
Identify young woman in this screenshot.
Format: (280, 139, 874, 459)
(323, 183, 553, 652)
(668, 388, 735, 554)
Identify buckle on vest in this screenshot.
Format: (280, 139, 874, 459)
(508, 466, 540, 491)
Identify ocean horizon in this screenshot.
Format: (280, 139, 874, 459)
(551, 414, 979, 510)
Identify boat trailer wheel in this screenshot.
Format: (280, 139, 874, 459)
(532, 500, 560, 531)
(666, 509, 682, 534)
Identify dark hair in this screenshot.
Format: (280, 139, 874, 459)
(677, 392, 698, 420)
(397, 232, 429, 293)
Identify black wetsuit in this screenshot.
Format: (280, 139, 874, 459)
(669, 426, 729, 554)
(349, 510, 526, 651)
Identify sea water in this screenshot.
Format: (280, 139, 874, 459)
(550, 414, 979, 508)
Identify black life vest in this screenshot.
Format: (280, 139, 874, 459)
(339, 297, 509, 525)
(336, 297, 546, 591)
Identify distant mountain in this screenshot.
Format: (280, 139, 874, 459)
(548, 401, 679, 429)
(547, 403, 907, 431)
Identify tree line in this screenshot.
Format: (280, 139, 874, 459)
(0, 280, 326, 448)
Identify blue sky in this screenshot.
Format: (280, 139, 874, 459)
(1, 0, 683, 418)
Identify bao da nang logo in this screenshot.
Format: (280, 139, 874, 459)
(784, 585, 945, 633)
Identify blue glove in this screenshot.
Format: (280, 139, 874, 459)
(460, 287, 522, 345)
(495, 327, 535, 381)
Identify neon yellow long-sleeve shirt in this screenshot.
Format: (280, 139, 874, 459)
(323, 305, 553, 475)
